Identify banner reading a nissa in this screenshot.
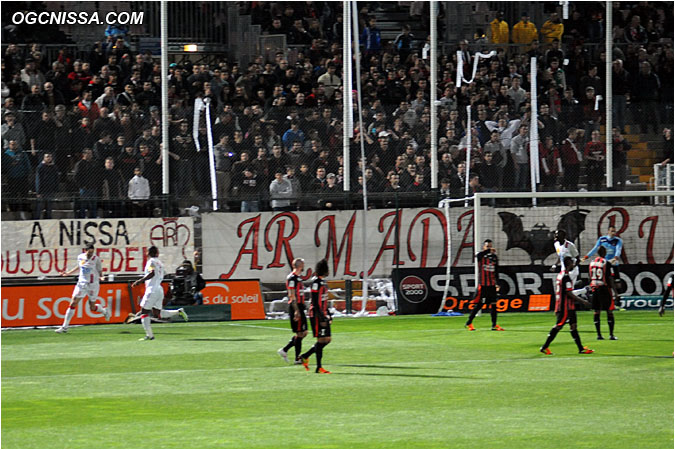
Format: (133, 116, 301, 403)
(1, 282, 134, 327)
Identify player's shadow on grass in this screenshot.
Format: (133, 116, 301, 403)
(335, 372, 474, 379)
(333, 364, 424, 370)
(186, 338, 257, 342)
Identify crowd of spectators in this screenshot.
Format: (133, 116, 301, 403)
(1, 1, 674, 218)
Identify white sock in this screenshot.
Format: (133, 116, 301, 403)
(160, 309, 180, 319)
(572, 287, 588, 297)
(63, 306, 76, 328)
(92, 303, 104, 313)
(141, 314, 154, 338)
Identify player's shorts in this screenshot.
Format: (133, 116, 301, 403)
(569, 265, 580, 287)
(310, 314, 331, 338)
(72, 282, 100, 300)
(591, 285, 613, 311)
(140, 289, 164, 311)
(477, 285, 498, 304)
(555, 309, 577, 327)
(289, 304, 308, 333)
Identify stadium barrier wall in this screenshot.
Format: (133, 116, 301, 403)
(1, 279, 264, 327)
(202, 206, 674, 283)
(392, 265, 673, 315)
(1, 217, 194, 278)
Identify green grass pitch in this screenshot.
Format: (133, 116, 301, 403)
(2, 311, 673, 449)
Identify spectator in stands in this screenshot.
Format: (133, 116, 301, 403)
(561, 128, 583, 192)
(269, 169, 294, 212)
(361, 16, 382, 58)
(33, 152, 60, 220)
(632, 61, 661, 135)
(127, 167, 151, 217)
(511, 125, 530, 191)
(489, 11, 509, 44)
(611, 59, 631, 134)
(512, 12, 538, 50)
(73, 148, 99, 218)
(540, 12, 564, 43)
(539, 136, 561, 192)
(611, 127, 631, 191)
(624, 15, 648, 44)
(238, 167, 260, 212)
(580, 86, 602, 140)
(100, 156, 125, 218)
(20, 58, 46, 88)
(584, 129, 606, 192)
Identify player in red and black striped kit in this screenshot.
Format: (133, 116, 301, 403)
(465, 239, 504, 331)
(540, 257, 594, 355)
(278, 258, 308, 364)
(300, 259, 332, 374)
(589, 246, 618, 340)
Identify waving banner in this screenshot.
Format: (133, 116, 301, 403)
(1, 217, 194, 277)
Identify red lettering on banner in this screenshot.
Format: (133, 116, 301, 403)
(96, 248, 110, 272)
(638, 216, 658, 264)
(220, 215, 263, 279)
(2, 251, 20, 274)
(452, 209, 474, 267)
(149, 218, 191, 247)
(38, 250, 52, 273)
(54, 249, 67, 273)
(125, 247, 139, 272)
(315, 212, 357, 277)
(21, 249, 38, 274)
(408, 209, 447, 267)
(264, 213, 299, 269)
(110, 248, 124, 272)
(598, 207, 630, 264)
(369, 210, 404, 275)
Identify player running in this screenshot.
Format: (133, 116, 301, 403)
(540, 256, 594, 355)
(552, 229, 589, 299)
(581, 225, 623, 306)
(465, 239, 503, 331)
(278, 258, 308, 364)
(55, 243, 111, 333)
(588, 246, 618, 340)
(659, 275, 673, 317)
(300, 259, 332, 374)
(131, 246, 188, 340)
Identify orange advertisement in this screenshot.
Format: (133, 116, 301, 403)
(528, 294, 552, 311)
(201, 280, 265, 320)
(1, 282, 135, 327)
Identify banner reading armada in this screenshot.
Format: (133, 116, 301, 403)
(1, 217, 194, 278)
(202, 206, 673, 283)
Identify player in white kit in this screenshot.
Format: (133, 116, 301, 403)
(131, 246, 188, 340)
(552, 230, 589, 299)
(55, 243, 111, 333)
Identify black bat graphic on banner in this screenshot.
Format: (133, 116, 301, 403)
(497, 209, 590, 264)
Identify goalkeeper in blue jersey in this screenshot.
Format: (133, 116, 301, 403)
(581, 225, 624, 303)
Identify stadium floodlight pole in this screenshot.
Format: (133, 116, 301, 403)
(430, 1, 438, 189)
(529, 57, 539, 207)
(161, 0, 169, 195)
(351, 0, 369, 315)
(606, 0, 613, 188)
(204, 98, 218, 211)
(343, 0, 352, 192)
(464, 105, 471, 207)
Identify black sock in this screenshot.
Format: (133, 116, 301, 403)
(315, 342, 326, 370)
(283, 336, 295, 352)
(490, 306, 497, 327)
(294, 336, 303, 360)
(593, 312, 601, 336)
(542, 326, 560, 349)
(608, 313, 615, 335)
(570, 329, 584, 351)
(301, 344, 316, 360)
(466, 302, 480, 325)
